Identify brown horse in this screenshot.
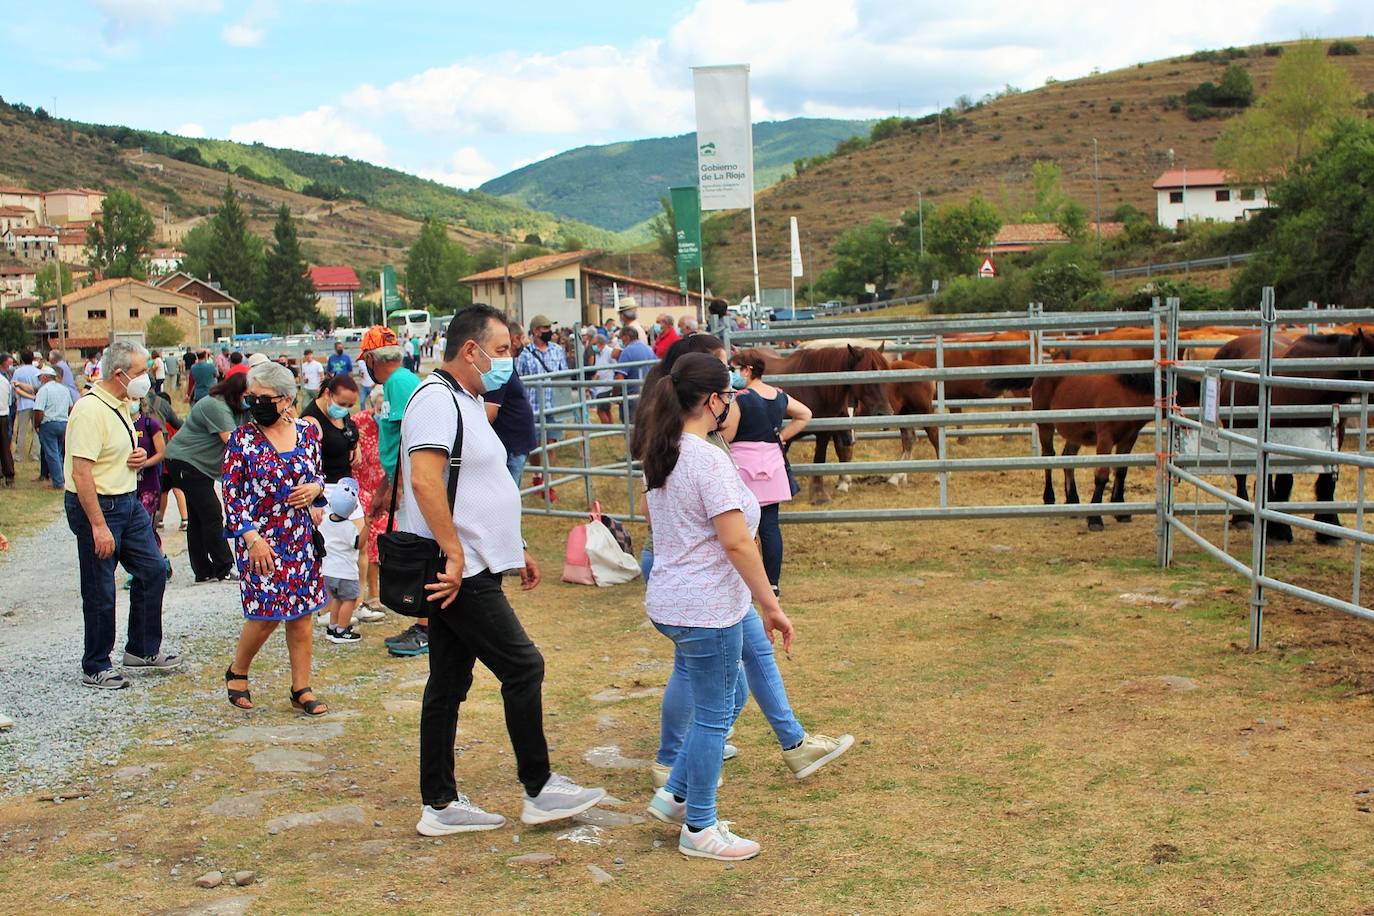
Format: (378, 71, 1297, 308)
(1218, 330, 1373, 544)
(1034, 366, 1196, 531)
(883, 360, 941, 486)
(735, 344, 894, 503)
(902, 331, 1034, 442)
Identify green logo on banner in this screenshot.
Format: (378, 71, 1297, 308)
(670, 186, 702, 271)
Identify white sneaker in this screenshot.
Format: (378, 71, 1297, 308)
(520, 773, 606, 825)
(415, 796, 506, 835)
(722, 743, 738, 761)
(678, 821, 761, 861)
(646, 787, 685, 825)
(356, 603, 386, 623)
(782, 733, 855, 780)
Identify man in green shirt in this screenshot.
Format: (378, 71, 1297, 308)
(189, 350, 217, 405)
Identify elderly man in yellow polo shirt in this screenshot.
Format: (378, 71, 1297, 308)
(65, 340, 182, 690)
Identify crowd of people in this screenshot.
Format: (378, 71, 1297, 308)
(0, 295, 850, 861)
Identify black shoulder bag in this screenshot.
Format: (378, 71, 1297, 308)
(376, 376, 463, 617)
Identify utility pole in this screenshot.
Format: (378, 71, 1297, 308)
(1092, 137, 1102, 255)
(917, 190, 925, 258)
(56, 258, 66, 358)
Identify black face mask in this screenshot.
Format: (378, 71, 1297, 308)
(539, 330, 554, 344)
(248, 395, 282, 426)
(711, 393, 731, 431)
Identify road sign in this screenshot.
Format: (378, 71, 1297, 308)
(978, 257, 996, 279)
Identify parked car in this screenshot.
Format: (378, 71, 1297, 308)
(769, 308, 816, 321)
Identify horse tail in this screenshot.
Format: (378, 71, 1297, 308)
(1115, 372, 1156, 395)
(987, 375, 1033, 392)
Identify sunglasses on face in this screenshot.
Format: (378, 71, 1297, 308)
(247, 393, 292, 406)
(714, 390, 737, 405)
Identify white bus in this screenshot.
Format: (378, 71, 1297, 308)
(386, 310, 431, 340)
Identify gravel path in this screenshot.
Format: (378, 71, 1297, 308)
(0, 501, 248, 795)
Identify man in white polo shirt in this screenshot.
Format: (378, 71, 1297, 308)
(396, 304, 605, 837)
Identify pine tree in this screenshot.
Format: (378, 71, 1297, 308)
(405, 217, 472, 312)
(207, 181, 264, 302)
(260, 204, 320, 334)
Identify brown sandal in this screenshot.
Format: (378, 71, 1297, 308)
(290, 686, 328, 717)
(225, 667, 253, 710)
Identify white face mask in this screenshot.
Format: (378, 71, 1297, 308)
(123, 371, 152, 400)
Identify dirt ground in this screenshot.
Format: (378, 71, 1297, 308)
(3, 428, 1374, 914)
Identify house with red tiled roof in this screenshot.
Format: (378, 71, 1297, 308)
(461, 250, 720, 328)
(0, 186, 44, 218)
(155, 271, 238, 339)
(44, 187, 105, 224)
(0, 205, 37, 234)
(2, 225, 58, 262)
(987, 222, 1126, 255)
(0, 265, 37, 307)
(308, 265, 361, 323)
(1153, 169, 1270, 229)
(41, 277, 207, 359)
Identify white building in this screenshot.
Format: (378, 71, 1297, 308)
(1153, 169, 1269, 229)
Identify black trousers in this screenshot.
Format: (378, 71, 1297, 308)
(166, 459, 233, 579)
(419, 570, 550, 806)
(0, 414, 13, 482)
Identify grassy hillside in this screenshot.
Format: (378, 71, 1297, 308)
(479, 118, 871, 233)
(707, 39, 1374, 299)
(48, 114, 619, 249)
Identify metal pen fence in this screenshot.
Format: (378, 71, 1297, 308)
(514, 297, 1374, 644)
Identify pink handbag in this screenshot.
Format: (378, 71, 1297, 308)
(561, 505, 597, 585)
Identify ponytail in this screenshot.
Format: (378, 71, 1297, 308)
(635, 352, 728, 490)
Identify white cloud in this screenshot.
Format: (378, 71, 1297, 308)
(227, 106, 388, 163)
(92, 0, 221, 42)
(175, 121, 206, 137)
(417, 147, 499, 190)
(221, 0, 276, 47)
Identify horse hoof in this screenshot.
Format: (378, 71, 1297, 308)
(1087, 520, 1105, 532)
(1268, 530, 1294, 545)
(836, 483, 850, 494)
(1315, 533, 1343, 546)
(1115, 515, 1133, 524)
(811, 494, 831, 506)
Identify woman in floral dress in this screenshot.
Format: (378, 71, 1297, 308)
(351, 387, 387, 616)
(222, 362, 330, 716)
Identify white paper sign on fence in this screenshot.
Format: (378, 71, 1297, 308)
(790, 216, 803, 278)
(692, 64, 754, 211)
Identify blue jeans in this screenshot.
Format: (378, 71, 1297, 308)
(65, 491, 168, 674)
(653, 620, 743, 828)
(40, 421, 66, 489)
(640, 547, 654, 583)
(506, 452, 527, 487)
(657, 610, 806, 770)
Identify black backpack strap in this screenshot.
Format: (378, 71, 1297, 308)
(384, 373, 465, 535)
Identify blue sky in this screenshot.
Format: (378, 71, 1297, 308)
(6, 1, 1372, 188)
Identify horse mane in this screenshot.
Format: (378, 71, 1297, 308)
(786, 346, 863, 372)
(1289, 332, 1364, 358)
(1116, 372, 1156, 395)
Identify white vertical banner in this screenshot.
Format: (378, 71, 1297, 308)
(692, 64, 754, 211)
(789, 216, 804, 278)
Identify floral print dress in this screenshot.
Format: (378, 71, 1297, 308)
(351, 409, 388, 564)
(222, 420, 328, 621)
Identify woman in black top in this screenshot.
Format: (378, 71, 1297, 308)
(300, 373, 360, 486)
(722, 350, 811, 595)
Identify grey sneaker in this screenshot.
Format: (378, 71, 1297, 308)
(387, 626, 429, 657)
(122, 650, 183, 670)
(415, 795, 506, 836)
(82, 669, 129, 690)
(520, 773, 606, 825)
(384, 624, 421, 646)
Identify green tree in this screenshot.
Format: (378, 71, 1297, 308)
(0, 309, 27, 353)
(206, 181, 265, 302)
(818, 219, 909, 297)
(235, 300, 264, 333)
(259, 204, 321, 334)
(86, 188, 155, 279)
(143, 314, 185, 347)
(1215, 63, 1256, 107)
(927, 196, 1002, 277)
(1217, 39, 1359, 182)
(1231, 119, 1374, 309)
(1055, 201, 1089, 242)
(35, 262, 75, 302)
(405, 217, 473, 313)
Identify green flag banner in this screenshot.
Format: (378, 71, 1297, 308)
(381, 265, 402, 318)
(675, 256, 689, 295)
(670, 186, 702, 271)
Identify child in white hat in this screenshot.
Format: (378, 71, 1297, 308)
(320, 477, 364, 644)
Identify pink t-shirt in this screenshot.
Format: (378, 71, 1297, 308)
(645, 433, 760, 628)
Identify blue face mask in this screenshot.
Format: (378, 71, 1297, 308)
(730, 370, 748, 390)
(240, 398, 251, 411)
(478, 347, 513, 392)
(327, 402, 350, 420)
